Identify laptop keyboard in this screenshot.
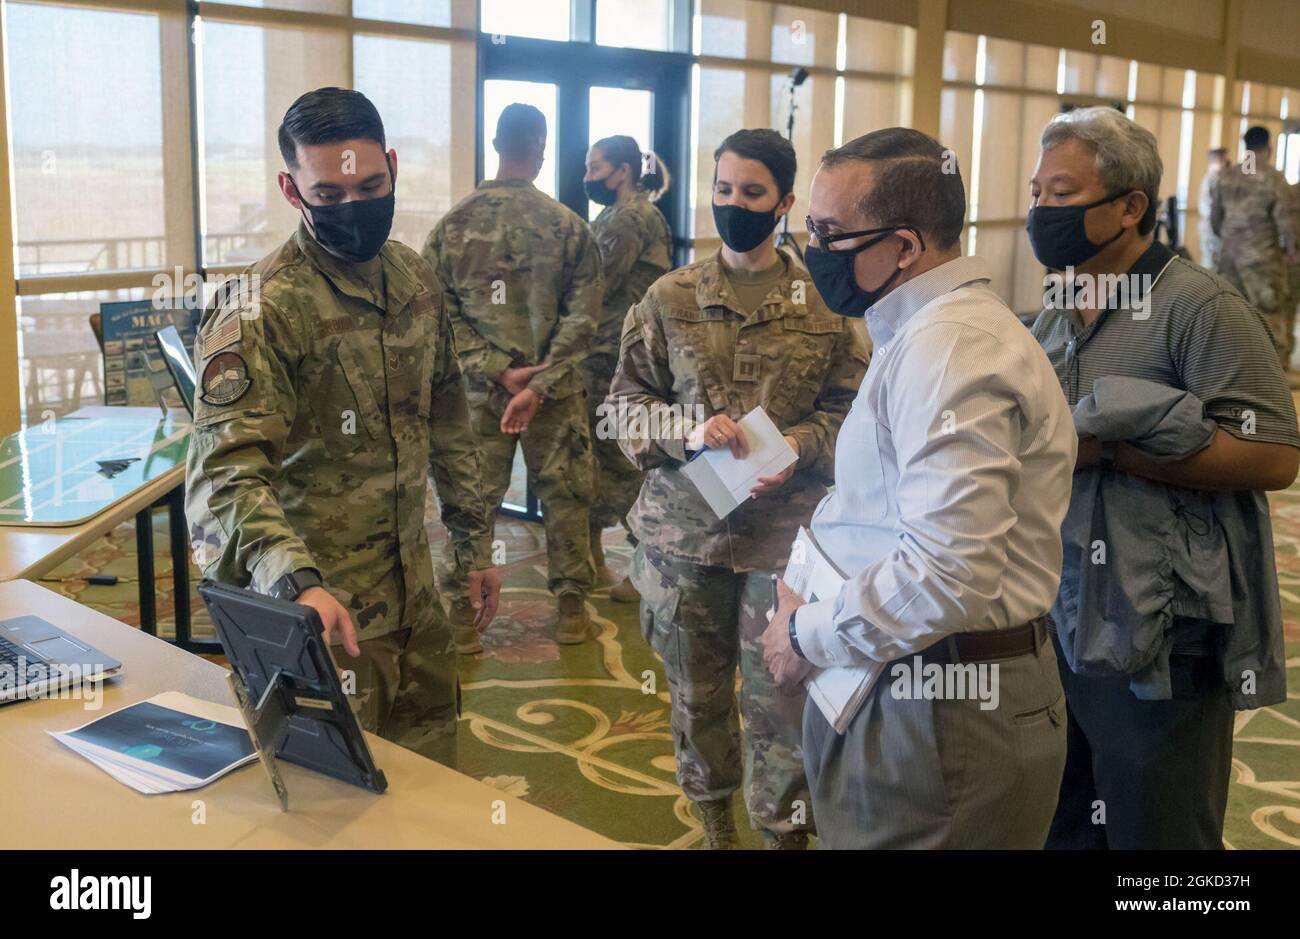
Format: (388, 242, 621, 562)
(0, 635, 44, 687)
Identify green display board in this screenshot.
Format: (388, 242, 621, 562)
(0, 414, 190, 527)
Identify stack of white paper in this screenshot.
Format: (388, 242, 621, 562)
(681, 407, 798, 519)
(50, 691, 256, 794)
(782, 527, 884, 735)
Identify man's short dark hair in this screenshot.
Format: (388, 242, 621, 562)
(1244, 125, 1270, 152)
(821, 128, 966, 250)
(277, 87, 386, 169)
(494, 104, 547, 159)
(714, 128, 797, 198)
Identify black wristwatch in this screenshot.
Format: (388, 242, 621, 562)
(269, 567, 323, 602)
(789, 609, 805, 660)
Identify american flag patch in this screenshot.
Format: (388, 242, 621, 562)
(203, 315, 242, 356)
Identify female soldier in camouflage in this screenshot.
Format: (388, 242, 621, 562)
(582, 136, 674, 602)
(607, 129, 869, 848)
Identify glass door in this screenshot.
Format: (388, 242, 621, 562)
(481, 79, 560, 198)
(478, 33, 691, 251)
(586, 86, 653, 220)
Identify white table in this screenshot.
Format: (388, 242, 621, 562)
(0, 406, 204, 649)
(0, 580, 620, 849)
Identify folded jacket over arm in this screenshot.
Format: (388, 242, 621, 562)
(1055, 376, 1285, 707)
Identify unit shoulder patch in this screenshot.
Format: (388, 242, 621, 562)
(199, 351, 252, 407)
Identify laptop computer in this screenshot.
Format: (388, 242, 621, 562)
(154, 324, 197, 418)
(0, 616, 122, 703)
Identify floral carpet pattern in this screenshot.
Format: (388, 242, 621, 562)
(34, 482, 1300, 850)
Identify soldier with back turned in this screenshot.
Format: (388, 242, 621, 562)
(424, 103, 603, 650)
(1212, 125, 1297, 366)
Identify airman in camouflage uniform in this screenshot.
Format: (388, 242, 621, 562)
(1196, 149, 1227, 271)
(423, 177, 603, 643)
(585, 194, 673, 584)
(186, 224, 496, 768)
(1289, 180, 1300, 362)
(608, 249, 869, 846)
(1211, 136, 1296, 366)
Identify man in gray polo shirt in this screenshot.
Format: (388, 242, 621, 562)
(1028, 107, 1299, 849)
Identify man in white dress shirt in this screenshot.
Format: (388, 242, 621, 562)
(760, 127, 1078, 848)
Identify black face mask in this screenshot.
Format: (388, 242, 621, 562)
(713, 202, 780, 253)
(584, 175, 618, 206)
(804, 228, 911, 317)
(1025, 191, 1127, 271)
(292, 162, 395, 264)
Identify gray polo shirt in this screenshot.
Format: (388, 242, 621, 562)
(1032, 241, 1299, 449)
(1032, 240, 1299, 657)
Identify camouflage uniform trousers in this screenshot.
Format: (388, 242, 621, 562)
(631, 544, 813, 835)
(1219, 253, 1293, 367)
(581, 350, 644, 532)
(330, 612, 459, 769)
(1290, 258, 1300, 371)
(443, 388, 595, 599)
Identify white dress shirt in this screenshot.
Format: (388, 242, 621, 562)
(794, 255, 1077, 668)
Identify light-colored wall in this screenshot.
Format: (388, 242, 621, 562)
(820, 0, 1298, 88)
(1048, 0, 1226, 40)
(1240, 0, 1300, 59)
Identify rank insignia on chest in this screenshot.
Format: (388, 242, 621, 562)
(199, 351, 252, 406)
(733, 353, 761, 383)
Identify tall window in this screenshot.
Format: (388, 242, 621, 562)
(8, 3, 176, 278)
(1235, 80, 1300, 181)
(941, 31, 1229, 316)
(690, 1, 915, 257)
(6, 2, 192, 424)
(6, 0, 476, 424)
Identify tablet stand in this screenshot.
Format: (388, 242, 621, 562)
(227, 670, 291, 811)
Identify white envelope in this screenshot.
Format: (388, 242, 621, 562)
(681, 406, 797, 519)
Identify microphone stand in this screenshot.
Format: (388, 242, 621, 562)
(776, 67, 808, 261)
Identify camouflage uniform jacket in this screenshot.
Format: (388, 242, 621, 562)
(607, 250, 870, 571)
(1291, 180, 1300, 266)
(591, 195, 673, 356)
(1211, 163, 1295, 265)
(1197, 169, 1222, 269)
(185, 224, 494, 642)
(422, 178, 603, 401)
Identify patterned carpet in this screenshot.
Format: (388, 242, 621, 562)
(32, 480, 1300, 850)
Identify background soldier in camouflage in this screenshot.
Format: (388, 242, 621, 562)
(581, 135, 674, 602)
(186, 88, 500, 768)
(1211, 125, 1297, 366)
(609, 130, 869, 849)
(424, 103, 603, 648)
(1197, 147, 1228, 271)
(1289, 179, 1300, 373)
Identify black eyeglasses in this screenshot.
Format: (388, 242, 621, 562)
(804, 217, 926, 253)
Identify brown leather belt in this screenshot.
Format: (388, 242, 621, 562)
(913, 615, 1050, 666)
